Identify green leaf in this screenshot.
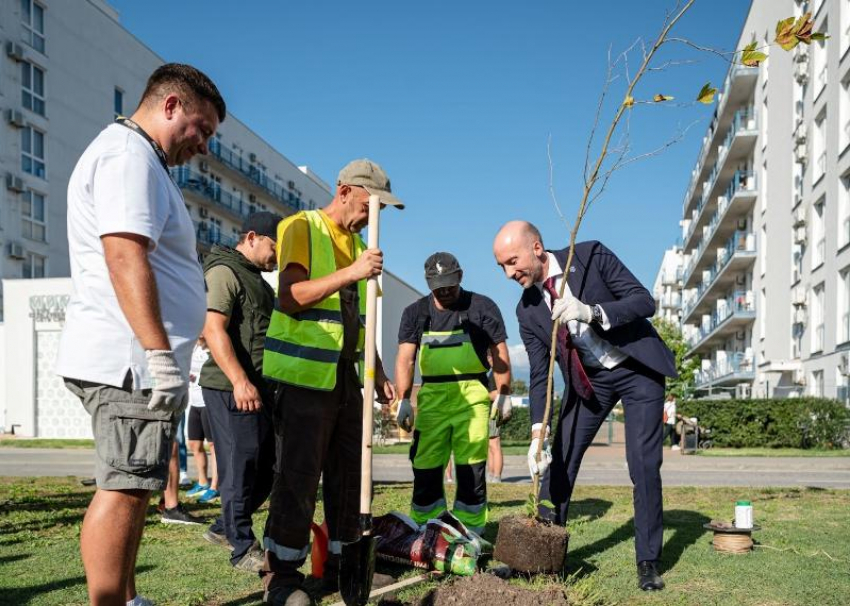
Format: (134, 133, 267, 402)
(696, 83, 717, 105)
(810, 32, 830, 41)
(775, 15, 799, 50)
(539, 499, 555, 509)
(741, 41, 767, 67)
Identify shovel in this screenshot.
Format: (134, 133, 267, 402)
(340, 194, 382, 606)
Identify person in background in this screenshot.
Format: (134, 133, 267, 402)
(663, 394, 680, 451)
(486, 370, 505, 483)
(186, 336, 219, 503)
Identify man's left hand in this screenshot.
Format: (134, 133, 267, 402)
(551, 296, 592, 325)
(490, 393, 512, 426)
(376, 377, 396, 404)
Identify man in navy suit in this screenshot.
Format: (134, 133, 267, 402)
(493, 221, 677, 591)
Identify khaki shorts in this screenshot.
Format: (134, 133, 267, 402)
(64, 376, 178, 491)
(489, 418, 501, 439)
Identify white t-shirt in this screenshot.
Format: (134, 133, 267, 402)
(664, 399, 677, 425)
(55, 123, 206, 389)
(189, 345, 209, 407)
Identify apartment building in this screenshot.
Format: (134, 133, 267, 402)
(667, 0, 850, 401)
(653, 245, 684, 324)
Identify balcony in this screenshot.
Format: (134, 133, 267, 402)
(686, 290, 756, 355)
(661, 267, 683, 286)
(694, 351, 755, 389)
(683, 66, 759, 216)
(659, 291, 682, 309)
(682, 231, 756, 321)
(172, 166, 255, 221)
(206, 140, 303, 212)
(682, 172, 757, 286)
(683, 112, 758, 250)
(194, 221, 238, 250)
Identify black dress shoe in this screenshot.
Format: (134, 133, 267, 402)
(637, 560, 665, 591)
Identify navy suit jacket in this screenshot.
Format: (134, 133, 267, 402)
(517, 242, 677, 425)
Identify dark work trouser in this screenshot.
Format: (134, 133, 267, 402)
(204, 387, 275, 565)
(264, 361, 363, 584)
(538, 357, 666, 564)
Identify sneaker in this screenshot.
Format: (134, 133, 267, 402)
(186, 482, 210, 498)
(671, 445, 681, 451)
(490, 475, 502, 484)
(234, 548, 265, 573)
(179, 471, 192, 487)
(161, 503, 203, 525)
(127, 596, 154, 606)
(198, 488, 220, 504)
(203, 528, 231, 548)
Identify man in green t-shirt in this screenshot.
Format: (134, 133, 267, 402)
(199, 211, 280, 573)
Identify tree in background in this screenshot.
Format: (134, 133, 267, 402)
(510, 379, 528, 395)
(652, 317, 700, 400)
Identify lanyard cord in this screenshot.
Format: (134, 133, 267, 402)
(115, 116, 169, 172)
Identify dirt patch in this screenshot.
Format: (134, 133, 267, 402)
(379, 573, 569, 606)
(493, 515, 568, 574)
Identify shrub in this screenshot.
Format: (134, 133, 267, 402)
(678, 397, 850, 449)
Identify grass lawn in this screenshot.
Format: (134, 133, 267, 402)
(0, 438, 95, 449)
(374, 441, 530, 456)
(696, 447, 850, 457)
(1, 478, 848, 605)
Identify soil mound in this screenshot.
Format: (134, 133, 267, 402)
(379, 573, 569, 606)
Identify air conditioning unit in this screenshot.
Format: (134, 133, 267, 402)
(838, 353, 850, 376)
(249, 152, 257, 162)
(5, 109, 25, 127)
(794, 225, 807, 245)
(198, 207, 209, 218)
(794, 60, 809, 84)
(793, 207, 807, 227)
(5, 42, 24, 61)
(248, 193, 257, 203)
(793, 368, 807, 386)
(199, 161, 209, 173)
(793, 307, 807, 325)
(794, 142, 808, 164)
(6, 242, 25, 259)
(287, 180, 296, 189)
(792, 286, 807, 306)
(5, 174, 24, 192)
(795, 123, 807, 144)
(735, 383, 751, 399)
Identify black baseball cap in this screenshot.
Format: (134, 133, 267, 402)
(424, 252, 462, 290)
(242, 211, 281, 240)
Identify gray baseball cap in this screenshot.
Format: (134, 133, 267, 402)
(424, 252, 462, 290)
(337, 158, 405, 209)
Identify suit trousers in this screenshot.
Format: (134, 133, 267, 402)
(538, 357, 665, 563)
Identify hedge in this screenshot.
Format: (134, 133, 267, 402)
(679, 397, 850, 449)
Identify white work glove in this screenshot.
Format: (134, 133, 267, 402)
(551, 296, 593, 325)
(396, 398, 414, 433)
(146, 350, 189, 414)
(527, 424, 552, 477)
(490, 393, 513, 426)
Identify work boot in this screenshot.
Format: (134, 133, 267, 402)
(264, 583, 312, 606)
(321, 553, 340, 592)
(637, 560, 664, 591)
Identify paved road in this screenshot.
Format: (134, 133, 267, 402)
(2, 448, 849, 488)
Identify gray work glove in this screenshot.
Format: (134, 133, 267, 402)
(146, 349, 189, 415)
(490, 393, 513, 426)
(396, 398, 414, 433)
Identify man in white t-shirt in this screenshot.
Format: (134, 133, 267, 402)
(56, 63, 225, 606)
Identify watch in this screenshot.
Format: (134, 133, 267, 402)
(591, 304, 604, 325)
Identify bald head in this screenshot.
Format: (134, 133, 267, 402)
(493, 221, 548, 289)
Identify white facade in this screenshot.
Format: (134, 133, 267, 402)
(653, 245, 684, 323)
(668, 0, 850, 402)
(0, 0, 331, 320)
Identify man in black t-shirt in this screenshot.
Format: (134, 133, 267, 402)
(394, 252, 512, 532)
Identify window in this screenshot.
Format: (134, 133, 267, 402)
(810, 370, 824, 397)
(23, 252, 46, 279)
(841, 269, 850, 344)
(813, 19, 828, 98)
(812, 283, 825, 353)
(21, 190, 46, 242)
(841, 175, 850, 248)
(114, 88, 124, 118)
(22, 61, 45, 116)
(21, 126, 45, 179)
(842, 77, 850, 152)
(20, 0, 45, 53)
(813, 111, 827, 183)
(813, 198, 825, 268)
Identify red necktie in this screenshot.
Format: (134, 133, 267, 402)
(543, 276, 595, 400)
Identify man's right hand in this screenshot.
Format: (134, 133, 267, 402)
(146, 350, 189, 415)
(348, 248, 383, 282)
(234, 379, 262, 412)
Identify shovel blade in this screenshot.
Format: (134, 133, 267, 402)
(339, 533, 377, 606)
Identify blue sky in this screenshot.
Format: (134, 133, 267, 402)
(110, 0, 752, 378)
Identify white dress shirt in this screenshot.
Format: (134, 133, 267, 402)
(537, 252, 628, 370)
